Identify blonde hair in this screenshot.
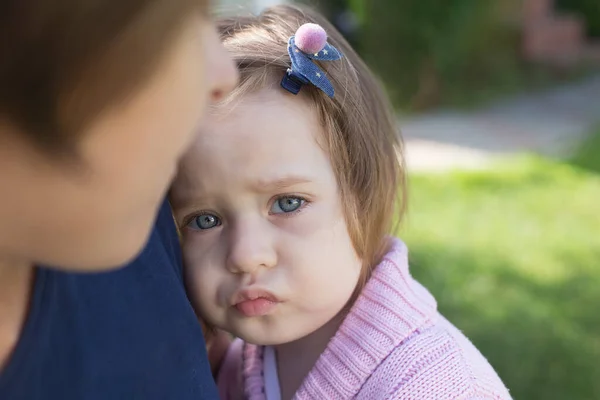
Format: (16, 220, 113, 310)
(218, 4, 406, 288)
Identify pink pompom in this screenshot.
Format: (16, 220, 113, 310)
(294, 23, 328, 54)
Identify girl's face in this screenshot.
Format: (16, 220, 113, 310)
(171, 88, 362, 345)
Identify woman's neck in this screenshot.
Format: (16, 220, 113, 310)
(275, 311, 346, 400)
(0, 255, 34, 371)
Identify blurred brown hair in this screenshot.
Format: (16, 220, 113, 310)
(0, 0, 208, 154)
(217, 4, 406, 288)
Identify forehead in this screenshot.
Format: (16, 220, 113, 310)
(174, 89, 334, 194)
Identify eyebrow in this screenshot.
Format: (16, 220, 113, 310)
(249, 176, 313, 193)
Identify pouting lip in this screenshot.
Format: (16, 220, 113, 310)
(231, 288, 281, 306)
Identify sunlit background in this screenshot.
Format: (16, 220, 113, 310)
(217, 1, 600, 399)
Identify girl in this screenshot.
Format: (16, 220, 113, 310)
(171, 4, 511, 399)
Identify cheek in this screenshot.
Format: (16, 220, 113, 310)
(284, 209, 361, 305)
(182, 237, 223, 313)
(283, 196, 345, 238)
(315, 216, 361, 277)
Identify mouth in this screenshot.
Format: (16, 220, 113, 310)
(232, 288, 281, 317)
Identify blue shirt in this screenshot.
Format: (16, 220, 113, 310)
(0, 200, 218, 399)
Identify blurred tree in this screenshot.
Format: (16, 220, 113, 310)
(358, 0, 523, 109)
(556, 0, 600, 37)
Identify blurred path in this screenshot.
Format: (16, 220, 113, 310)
(401, 74, 600, 171)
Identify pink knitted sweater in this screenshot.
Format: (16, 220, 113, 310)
(217, 238, 512, 399)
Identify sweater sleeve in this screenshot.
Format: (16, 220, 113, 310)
(216, 338, 245, 400)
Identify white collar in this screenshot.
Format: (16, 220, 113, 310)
(263, 346, 282, 400)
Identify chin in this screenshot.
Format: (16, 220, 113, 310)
(68, 245, 145, 272)
(110, 215, 157, 262)
(238, 333, 286, 346)
(70, 232, 150, 272)
(234, 325, 307, 347)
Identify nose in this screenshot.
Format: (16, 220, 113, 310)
(226, 217, 277, 275)
(204, 25, 239, 103)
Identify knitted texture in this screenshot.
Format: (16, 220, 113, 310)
(217, 238, 512, 399)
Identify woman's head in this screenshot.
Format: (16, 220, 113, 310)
(0, 0, 237, 271)
(171, 4, 405, 345)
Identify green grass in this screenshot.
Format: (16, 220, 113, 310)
(570, 124, 600, 174)
(398, 155, 600, 399)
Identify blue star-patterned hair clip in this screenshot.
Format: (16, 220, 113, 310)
(281, 23, 343, 98)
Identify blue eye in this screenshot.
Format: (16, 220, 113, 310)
(187, 213, 221, 230)
(271, 196, 304, 214)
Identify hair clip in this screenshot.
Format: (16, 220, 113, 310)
(281, 23, 342, 98)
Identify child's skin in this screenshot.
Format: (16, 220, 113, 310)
(171, 88, 362, 398)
